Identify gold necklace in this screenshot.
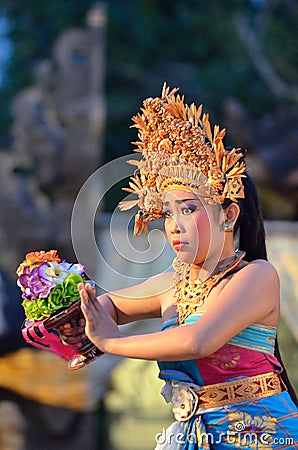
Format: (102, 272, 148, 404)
(173, 250, 245, 323)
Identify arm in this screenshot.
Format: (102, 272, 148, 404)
(81, 260, 280, 360)
(107, 271, 173, 324)
(59, 271, 173, 346)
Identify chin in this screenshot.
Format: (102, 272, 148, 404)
(176, 252, 198, 265)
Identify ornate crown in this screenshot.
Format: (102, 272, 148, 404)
(119, 83, 246, 235)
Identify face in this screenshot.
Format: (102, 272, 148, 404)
(163, 189, 225, 266)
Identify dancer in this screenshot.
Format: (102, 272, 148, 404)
(62, 84, 298, 448)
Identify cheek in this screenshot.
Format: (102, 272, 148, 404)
(190, 213, 211, 240)
(196, 213, 225, 257)
(164, 219, 170, 239)
(186, 214, 212, 264)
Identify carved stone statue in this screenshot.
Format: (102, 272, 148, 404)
(0, 3, 107, 272)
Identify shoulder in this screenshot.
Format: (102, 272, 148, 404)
(148, 270, 174, 280)
(145, 271, 174, 290)
(211, 258, 280, 325)
(224, 258, 280, 306)
(237, 259, 279, 285)
(134, 270, 174, 298)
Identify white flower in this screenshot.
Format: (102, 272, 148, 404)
(41, 262, 70, 286)
(171, 383, 199, 422)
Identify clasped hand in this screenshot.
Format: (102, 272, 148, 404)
(59, 282, 120, 353)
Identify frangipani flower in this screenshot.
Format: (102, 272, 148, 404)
(40, 262, 70, 286)
(39, 261, 84, 286)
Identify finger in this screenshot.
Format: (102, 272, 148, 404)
(80, 285, 103, 315)
(85, 284, 101, 310)
(79, 284, 90, 308)
(59, 323, 72, 331)
(80, 295, 98, 331)
(80, 306, 95, 333)
(78, 283, 94, 303)
(63, 335, 86, 346)
(85, 282, 95, 294)
(81, 296, 91, 318)
(61, 326, 85, 337)
(78, 318, 86, 327)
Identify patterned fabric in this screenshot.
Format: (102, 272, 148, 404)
(163, 314, 277, 354)
(159, 314, 281, 387)
(156, 314, 298, 449)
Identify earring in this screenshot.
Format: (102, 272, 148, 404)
(224, 221, 234, 232)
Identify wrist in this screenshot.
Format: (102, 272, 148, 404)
(103, 334, 124, 355)
(99, 295, 118, 323)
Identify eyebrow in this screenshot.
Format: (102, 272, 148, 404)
(163, 198, 201, 206)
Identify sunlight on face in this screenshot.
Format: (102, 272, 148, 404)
(163, 189, 225, 266)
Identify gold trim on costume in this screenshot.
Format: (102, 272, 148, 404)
(197, 372, 283, 409)
(173, 250, 246, 324)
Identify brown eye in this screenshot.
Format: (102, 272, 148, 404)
(182, 206, 195, 215)
(163, 210, 172, 218)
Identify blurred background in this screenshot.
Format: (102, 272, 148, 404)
(0, 1, 297, 449)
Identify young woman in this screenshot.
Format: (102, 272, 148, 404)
(62, 85, 298, 449)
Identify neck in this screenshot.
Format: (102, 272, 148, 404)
(190, 249, 241, 282)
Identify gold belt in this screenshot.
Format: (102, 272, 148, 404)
(197, 371, 284, 409)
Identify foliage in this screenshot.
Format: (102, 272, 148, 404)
(0, 0, 95, 143)
(0, 0, 297, 160)
(104, 0, 298, 160)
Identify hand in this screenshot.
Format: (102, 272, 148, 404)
(58, 282, 96, 348)
(79, 282, 121, 352)
(58, 318, 86, 349)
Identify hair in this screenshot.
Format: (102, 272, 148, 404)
(223, 174, 266, 262)
(223, 170, 298, 406)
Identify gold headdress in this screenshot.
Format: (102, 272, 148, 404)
(119, 83, 246, 235)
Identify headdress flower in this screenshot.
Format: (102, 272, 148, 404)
(119, 83, 246, 235)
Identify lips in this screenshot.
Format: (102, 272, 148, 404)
(172, 239, 188, 251)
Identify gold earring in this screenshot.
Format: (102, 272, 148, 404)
(224, 221, 234, 232)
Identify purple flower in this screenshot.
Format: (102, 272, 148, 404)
(69, 262, 84, 276)
(18, 265, 54, 301)
(61, 261, 84, 276)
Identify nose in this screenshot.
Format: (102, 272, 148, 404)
(170, 216, 182, 234)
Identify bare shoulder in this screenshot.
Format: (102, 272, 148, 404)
(139, 271, 174, 296)
(108, 271, 175, 322)
(237, 259, 279, 285)
(212, 258, 280, 326)
(223, 258, 280, 310)
(111, 270, 174, 301)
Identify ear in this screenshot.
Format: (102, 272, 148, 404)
(224, 202, 240, 225)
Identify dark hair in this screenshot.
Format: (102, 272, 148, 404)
(223, 173, 267, 262)
(223, 171, 298, 405)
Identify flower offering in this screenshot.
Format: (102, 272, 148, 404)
(16, 250, 101, 369)
(17, 250, 86, 321)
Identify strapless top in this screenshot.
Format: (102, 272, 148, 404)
(158, 313, 281, 386)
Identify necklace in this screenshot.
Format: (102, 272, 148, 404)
(172, 250, 246, 323)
